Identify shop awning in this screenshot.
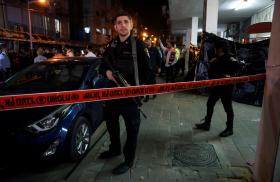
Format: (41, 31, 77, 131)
(0, 29, 85, 47)
(247, 22, 272, 34)
(0, 28, 28, 41)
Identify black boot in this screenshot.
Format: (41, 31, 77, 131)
(195, 122, 210, 131)
(195, 119, 210, 131)
(99, 149, 121, 159)
(219, 128, 233, 137)
(112, 161, 133, 175)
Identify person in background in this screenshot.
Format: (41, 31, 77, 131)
(44, 48, 54, 59)
(143, 36, 161, 102)
(159, 38, 178, 83)
(195, 40, 240, 137)
(0, 47, 11, 80)
(157, 42, 165, 77)
(173, 44, 181, 77)
(66, 48, 75, 57)
(175, 44, 187, 76)
(85, 45, 97, 57)
(34, 47, 47, 63)
(52, 48, 65, 59)
(7, 49, 20, 74)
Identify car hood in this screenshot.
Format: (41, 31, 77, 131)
(0, 105, 61, 134)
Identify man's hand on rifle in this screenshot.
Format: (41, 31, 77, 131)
(106, 70, 130, 87)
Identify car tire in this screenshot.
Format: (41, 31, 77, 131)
(69, 116, 92, 161)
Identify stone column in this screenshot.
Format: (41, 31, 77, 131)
(203, 0, 218, 34)
(185, 29, 191, 47)
(254, 0, 280, 181)
(191, 17, 198, 46)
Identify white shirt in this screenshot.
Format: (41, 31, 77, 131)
(34, 55, 47, 63)
(0, 52, 11, 71)
(85, 51, 96, 57)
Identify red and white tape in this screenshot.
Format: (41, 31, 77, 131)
(0, 73, 266, 111)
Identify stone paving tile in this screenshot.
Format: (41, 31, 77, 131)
(230, 167, 252, 180)
(216, 169, 235, 178)
(235, 146, 256, 163)
(130, 165, 185, 182)
(94, 157, 131, 182)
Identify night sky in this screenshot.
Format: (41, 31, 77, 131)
(121, 0, 168, 35)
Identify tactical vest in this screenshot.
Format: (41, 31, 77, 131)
(112, 39, 135, 83)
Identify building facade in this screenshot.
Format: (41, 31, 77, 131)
(69, 0, 124, 45)
(90, 0, 123, 45)
(0, 0, 70, 43)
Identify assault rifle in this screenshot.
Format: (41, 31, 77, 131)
(112, 70, 147, 119)
(103, 59, 147, 119)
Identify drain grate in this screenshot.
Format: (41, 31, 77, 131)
(172, 144, 221, 168)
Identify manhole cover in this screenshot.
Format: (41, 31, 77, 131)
(172, 144, 221, 168)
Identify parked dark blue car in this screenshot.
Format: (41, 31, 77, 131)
(0, 57, 107, 164)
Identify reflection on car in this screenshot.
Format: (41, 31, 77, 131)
(0, 57, 108, 164)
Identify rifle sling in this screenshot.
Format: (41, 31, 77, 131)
(131, 36, 140, 86)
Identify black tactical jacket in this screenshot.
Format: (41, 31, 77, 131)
(208, 54, 240, 79)
(100, 35, 152, 86)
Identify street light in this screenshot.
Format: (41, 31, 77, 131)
(84, 27, 90, 34)
(84, 27, 90, 42)
(234, 0, 249, 11)
(142, 32, 148, 37)
(27, 0, 47, 50)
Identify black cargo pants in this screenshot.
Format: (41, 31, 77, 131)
(104, 99, 141, 163)
(205, 85, 234, 129)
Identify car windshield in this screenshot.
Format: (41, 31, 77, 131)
(3, 61, 88, 92)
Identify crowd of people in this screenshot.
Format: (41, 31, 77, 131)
(0, 39, 190, 83)
(0, 45, 107, 81)
(1, 25, 194, 85)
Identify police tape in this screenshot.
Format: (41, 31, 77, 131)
(0, 73, 266, 111)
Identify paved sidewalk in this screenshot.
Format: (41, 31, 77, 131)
(69, 90, 261, 182)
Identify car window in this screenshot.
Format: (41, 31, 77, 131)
(48, 64, 84, 88)
(4, 62, 87, 92)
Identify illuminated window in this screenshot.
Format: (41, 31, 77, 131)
(44, 16, 50, 35)
(96, 28, 101, 33)
(55, 19, 61, 33)
(102, 28, 106, 35)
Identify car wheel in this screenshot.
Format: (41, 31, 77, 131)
(69, 116, 92, 161)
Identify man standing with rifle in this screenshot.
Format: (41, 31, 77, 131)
(99, 11, 152, 175)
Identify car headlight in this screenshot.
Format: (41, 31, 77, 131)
(26, 105, 71, 134)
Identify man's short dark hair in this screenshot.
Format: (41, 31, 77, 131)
(114, 11, 132, 24)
